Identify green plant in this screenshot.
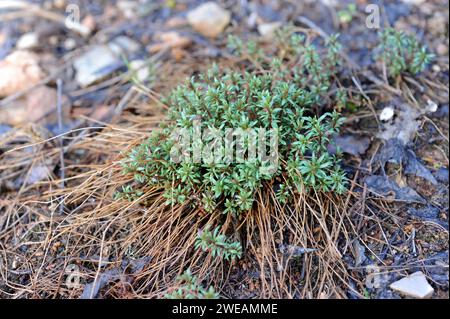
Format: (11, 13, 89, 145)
(119, 69, 347, 215)
(165, 269, 219, 299)
(338, 3, 357, 24)
(195, 226, 242, 261)
(113, 185, 143, 201)
(118, 30, 349, 268)
(377, 28, 434, 77)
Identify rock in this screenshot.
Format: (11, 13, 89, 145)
(257, 22, 282, 40)
(148, 31, 191, 53)
(0, 86, 69, 125)
(53, 0, 66, 9)
(165, 16, 188, 28)
(428, 13, 447, 35)
(48, 35, 59, 46)
(436, 43, 448, 56)
(380, 106, 394, 121)
(27, 164, 51, 185)
(81, 15, 96, 33)
(16, 33, 39, 50)
(73, 45, 118, 87)
(401, 0, 426, 5)
(73, 36, 141, 87)
(320, 0, 338, 7)
(117, 0, 139, 19)
(170, 47, 187, 61)
(108, 36, 141, 56)
(352, 240, 367, 267)
(432, 64, 441, 73)
(63, 38, 77, 51)
(247, 12, 259, 29)
(0, 51, 45, 97)
(0, 32, 6, 47)
(187, 2, 231, 38)
(389, 271, 434, 299)
(128, 60, 150, 83)
(425, 99, 438, 113)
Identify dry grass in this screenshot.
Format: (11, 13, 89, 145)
(0, 114, 382, 299)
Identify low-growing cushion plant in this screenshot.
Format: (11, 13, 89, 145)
(119, 69, 348, 216)
(376, 27, 434, 78)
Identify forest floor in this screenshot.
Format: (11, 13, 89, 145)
(0, 0, 448, 299)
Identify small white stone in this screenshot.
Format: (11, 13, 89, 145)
(380, 107, 395, 121)
(401, 0, 426, 5)
(432, 64, 441, 73)
(187, 2, 231, 38)
(129, 60, 150, 83)
(257, 22, 282, 40)
(16, 33, 39, 50)
(320, 0, 338, 7)
(247, 12, 258, 29)
(425, 99, 438, 113)
(63, 38, 77, 51)
(117, 0, 138, 19)
(73, 45, 118, 87)
(390, 271, 434, 299)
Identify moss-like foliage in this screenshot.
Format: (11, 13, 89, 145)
(119, 70, 347, 215)
(165, 269, 219, 299)
(377, 28, 434, 77)
(118, 28, 352, 215)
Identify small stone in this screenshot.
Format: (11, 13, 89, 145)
(49, 35, 59, 46)
(148, 31, 191, 53)
(432, 64, 441, 73)
(320, 0, 338, 7)
(0, 50, 45, 97)
(0, 32, 6, 47)
(108, 36, 141, 56)
(390, 271, 434, 299)
(436, 43, 448, 56)
(401, 0, 426, 5)
(53, 0, 66, 9)
(0, 86, 69, 125)
(63, 38, 77, 51)
(380, 106, 395, 121)
(74, 36, 141, 87)
(353, 240, 367, 267)
(247, 12, 258, 29)
(187, 2, 231, 38)
(257, 22, 282, 40)
(428, 13, 447, 35)
(73, 45, 118, 87)
(425, 99, 438, 113)
(81, 15, 96, 33)
(16, 32, 39, 50)
(171, 48, 186, 61)
(165, 16, 188, 28)
(117, 1, 138, 19)
(128, 60, 150, 83)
